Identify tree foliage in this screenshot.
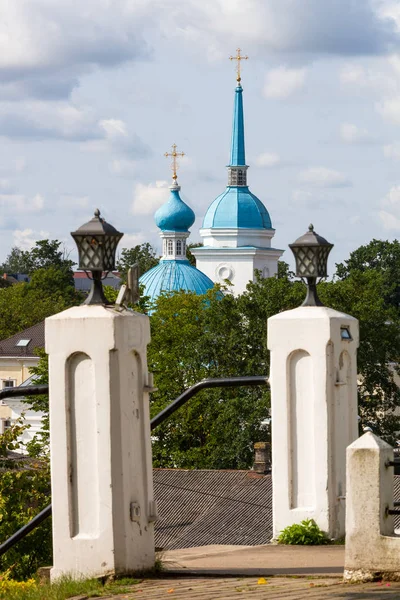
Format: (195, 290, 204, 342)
(0, 240, 75, 278)
(0, 266, 81, 340)
(117, 243, 159, 283)
(186, 242, 203, 266)
(0, 419, 51, 580)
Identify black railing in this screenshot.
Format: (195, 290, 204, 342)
(0, 375, 269, 558)
(0, 384, 48, 401)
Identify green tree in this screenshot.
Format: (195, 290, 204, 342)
(117, 243, 159, 283)
(0, 266, 81, 340)
(335, 239, 400, 310)
(186, 242, 203, 266)
(149, 287, 271, 469)
(0, 240, 75, 278)
(0, 419, 52, 580)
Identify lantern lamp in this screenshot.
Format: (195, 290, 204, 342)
(71, 209, 123, 305)
(289, 224, 333, 307)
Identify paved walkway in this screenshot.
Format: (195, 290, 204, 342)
(95, 576, 400, 599)
(74, 545, 400, 599)
(162, 544, 345, 576)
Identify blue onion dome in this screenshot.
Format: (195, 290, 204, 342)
(154, 184, 195, 232)
(202, 187, 272, 229)
(139, 260, 214, 310)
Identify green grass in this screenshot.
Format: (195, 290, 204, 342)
(0, 575, 142, 599)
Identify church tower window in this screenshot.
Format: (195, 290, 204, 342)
(176, 240, 182, 255)
(167, 240, 173, 256)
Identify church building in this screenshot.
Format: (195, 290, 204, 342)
(139, 145, 214, 308)
(192, 49, 283, 296)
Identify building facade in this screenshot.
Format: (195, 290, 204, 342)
(193, 75, 283, 295)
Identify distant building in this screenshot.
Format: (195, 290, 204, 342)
(73, 271, 121, 292)
(140, 148, 214, 308)
(0, 322, 45, 450)
(192, 68, 283, 295)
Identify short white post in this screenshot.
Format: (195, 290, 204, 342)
(46, 305, 156, 581)
(268, 306, 359, 539)
(345, 431, 400, 582)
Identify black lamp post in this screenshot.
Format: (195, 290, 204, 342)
(71, 209, 123, 305)
(289, 224, 333, 307)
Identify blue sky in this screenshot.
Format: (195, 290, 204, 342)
(1, 0, 400, 273)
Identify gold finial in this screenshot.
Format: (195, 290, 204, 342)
(164, 143, 185, 182)
(229, 47, 248, 83)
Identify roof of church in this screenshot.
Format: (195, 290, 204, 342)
(203, 186, 272, 229)
(230, 85, 246, 166)
(155, 186, 195, 232)
(202, 82, 273, 231)
(140, 259, 214, 307)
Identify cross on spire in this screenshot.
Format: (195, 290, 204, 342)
(164, 143, 185, 182)
(229, 47, 248, 84)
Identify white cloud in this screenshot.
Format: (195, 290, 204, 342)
(263, 66, 306, 99)
(0, 1, 151, 100)
(255, 152, 281, 168)
(298, 167, 351, 188)
(13, 228, 50, 250)
(109, 159, 137, 176)
(119, 232, 148, 249)
(292, 189, 318, 208)
(0, 193, 45, 213)
(340, 123, 372, 144)
(378, 97, 400, 124)
(379, 185, 400, 230)
(340, 62, 397, 94)
(163, 0, 397, 57)
(58, 195, 89, 209)
(384, 142, 400, 160)
(131, 181, 169, 216)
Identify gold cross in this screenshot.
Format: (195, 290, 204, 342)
(229, 47, 248, 83)
(164, 143, 185, 181)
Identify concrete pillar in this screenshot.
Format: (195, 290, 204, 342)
(345, 431, 400, 582)
(267, 306, 359, 539)
(46, 305, 156, 581)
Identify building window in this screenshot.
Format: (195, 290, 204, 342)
(176, 240, 182, 255)
(2, 380, 15, 389)
(228, 168, 247, 187)
(163, 240, 166, 255)
(167, 240, 174, 256)
(182, 240, 186, 255)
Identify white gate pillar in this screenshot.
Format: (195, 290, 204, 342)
(46, 305, 156, 581)
(268, 306, 359, 539)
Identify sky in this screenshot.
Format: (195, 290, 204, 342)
(1, 0, 400, 273)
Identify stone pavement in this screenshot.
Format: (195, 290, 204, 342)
(97, 576, 400, 599)
(76, 546, 400, 599)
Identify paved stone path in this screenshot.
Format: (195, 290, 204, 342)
(95, 576, 400, 599)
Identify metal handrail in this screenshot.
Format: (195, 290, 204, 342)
(150, 375, 269, 430)
(0, 375, 269, 558)
(0, 384, 48, 401)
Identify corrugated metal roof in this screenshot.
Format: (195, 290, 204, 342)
(154, 470, 272, 550)
(155, 470, 400, 549)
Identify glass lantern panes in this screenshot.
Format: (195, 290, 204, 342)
(74, 233, 122, 272)
(292, 246, 317, 277)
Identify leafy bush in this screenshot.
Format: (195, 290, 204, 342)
(0, 419, 52, 580)
(277, 519, 330, 545)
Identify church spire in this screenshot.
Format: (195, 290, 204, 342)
(228, 48, 248, 185)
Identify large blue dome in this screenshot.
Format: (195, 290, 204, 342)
(139, 260, 214, 309)
(202, 186, 272, 229)
(155, 188, 195, 232)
